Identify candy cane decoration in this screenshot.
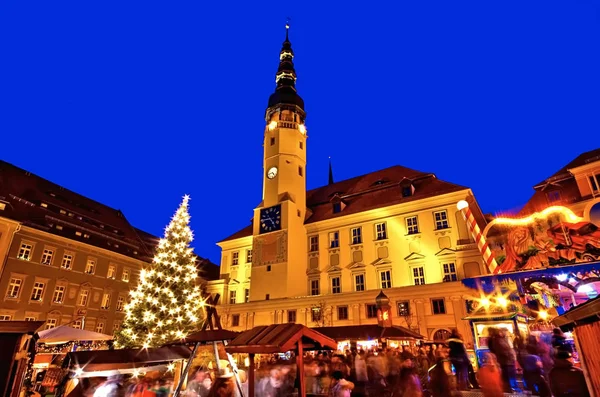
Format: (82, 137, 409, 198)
(457, 200, 499, 274)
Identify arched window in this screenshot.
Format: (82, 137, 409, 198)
(433, 329, 451, 342)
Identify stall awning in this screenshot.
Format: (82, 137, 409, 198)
(0, 321, 45, 334)
(65, 345, 193, 372)
(461, 261, 600, 291)
(225, 324, 337, 354)
(312, 325, 423, 341)
(554, 296, 600, 330)
(463, 312, 526, 321)
(38, 325, 114, 344)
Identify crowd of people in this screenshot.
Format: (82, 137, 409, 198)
(84, 327, 590, 397)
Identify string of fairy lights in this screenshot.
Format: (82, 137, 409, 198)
(116, 195, 204, 348)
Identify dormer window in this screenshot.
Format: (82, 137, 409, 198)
(401, 183, 415, 197)
(372, 179, 388, 186)
(333, 202, 342, 213)
(546, 190, 562, 204)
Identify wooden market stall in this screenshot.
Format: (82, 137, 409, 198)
(0, 321, 45, 397)
(59, 345, 193, 396)
(313, 324, 423, 351)
(553, 296, 600, 397)
(225, 323, 337, 397)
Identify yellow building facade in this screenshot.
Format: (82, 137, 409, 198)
(208, 26, 488, 342)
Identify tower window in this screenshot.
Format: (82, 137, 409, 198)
(298, 166, 303, 176)
(299, 142, 303, 149)
(270, 137, 275, 146)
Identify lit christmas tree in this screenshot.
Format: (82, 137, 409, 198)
(116, 195, 203, 348)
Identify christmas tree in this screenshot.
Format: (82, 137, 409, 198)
(116, 195, 203, 348)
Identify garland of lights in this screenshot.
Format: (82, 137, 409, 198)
(36, 340, 111, 354)
(115, 195, 204, 348)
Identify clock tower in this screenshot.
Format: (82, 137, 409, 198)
(250, 23, 309, 300)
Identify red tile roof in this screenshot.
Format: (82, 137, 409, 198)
(533, 148, 600, 188)
(220, 165, 469, 242)
(0, 160, 218, 277)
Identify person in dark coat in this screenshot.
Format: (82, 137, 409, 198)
(428, 349, 454, 397)
(446, 329, 469, 391)
(549, 351, 590, 397)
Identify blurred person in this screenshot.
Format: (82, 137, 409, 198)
(549, 351, 590, 397)
(487, 328, 518, 392)
(353, 350, 368, 397)
(207, 368, 237, 397)
(329, 370, 354, 397)
(551, 328, 573, 355)
(446, 329, 469, 390)
(520, 344, 551, 397)
(428, 348, 453, 397)
(398, 359, 422, 397)
(476, 352, 503, 397)
(527, 334, 553, 374)
(93, 375, 124, 397)
(186, 368, 210, 397)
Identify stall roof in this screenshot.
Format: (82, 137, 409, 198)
(0, 321, 45, 334)
(313, 325, 423, 341)
(225, 324, 337, 354)
(65, 345, 193, 372)
(461, 261, 600, 291)
(554, 296, 600, 330)
(165, 329, 240, 345)
(463, 312, 527, 321)
(38, 325, 114, 344)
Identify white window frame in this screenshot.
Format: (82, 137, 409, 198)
(85, 258, 96, 274)
(411, 266, 426, 285)
(30, 281, 46, 302)
(433, 210, 449, 230)
(72, 319, 83, 329)
(112, 320, 122, 334)
(229, 290, 237, 304)
(330, 276, 341, 294)
(309, 279, 320, 296)
(45, 318, 58, 330)
(350, 227, 362, 245)
(24, 316, 36, 321)
(354, 273, 366, 292)
(379, 269, 392, 289)
(246, 249, 252, 264)
(107, 264, 116, 279)
(116, 296, 125, 312)
(442, 262, 458, 282)
(588, 173, 599, 193)
(95, 321, 105, 334)
(309, 235, 319, 252)
(6, 277, 23, 299)
(52, 285, 66, 304)
(232, 251, 239, 266)
(61, 252, 74, 270)
(18, 242, 33, 261)
(122, 269, 130, 282)
(406, 216, 419, 234)
(375, 222, 387, 240)
(0, 315, 12, 321)
(328, 231, 340, 248)
(101, 293, 111, 310)
(78, 289, 89, 306)
(41, 248, 54, 265)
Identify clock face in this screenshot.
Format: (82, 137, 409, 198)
(260, 205, 282, 234)
(267, 166, 278, 179)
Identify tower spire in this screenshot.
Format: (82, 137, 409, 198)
(328, 157, 334, 185)
(266, 19, 305, 117)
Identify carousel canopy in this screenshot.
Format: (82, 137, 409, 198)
(461, 261, 600, 292)
(313, 324, 423, 341)
(225, 323, 337, 354)
(37, 325, 114, 344)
